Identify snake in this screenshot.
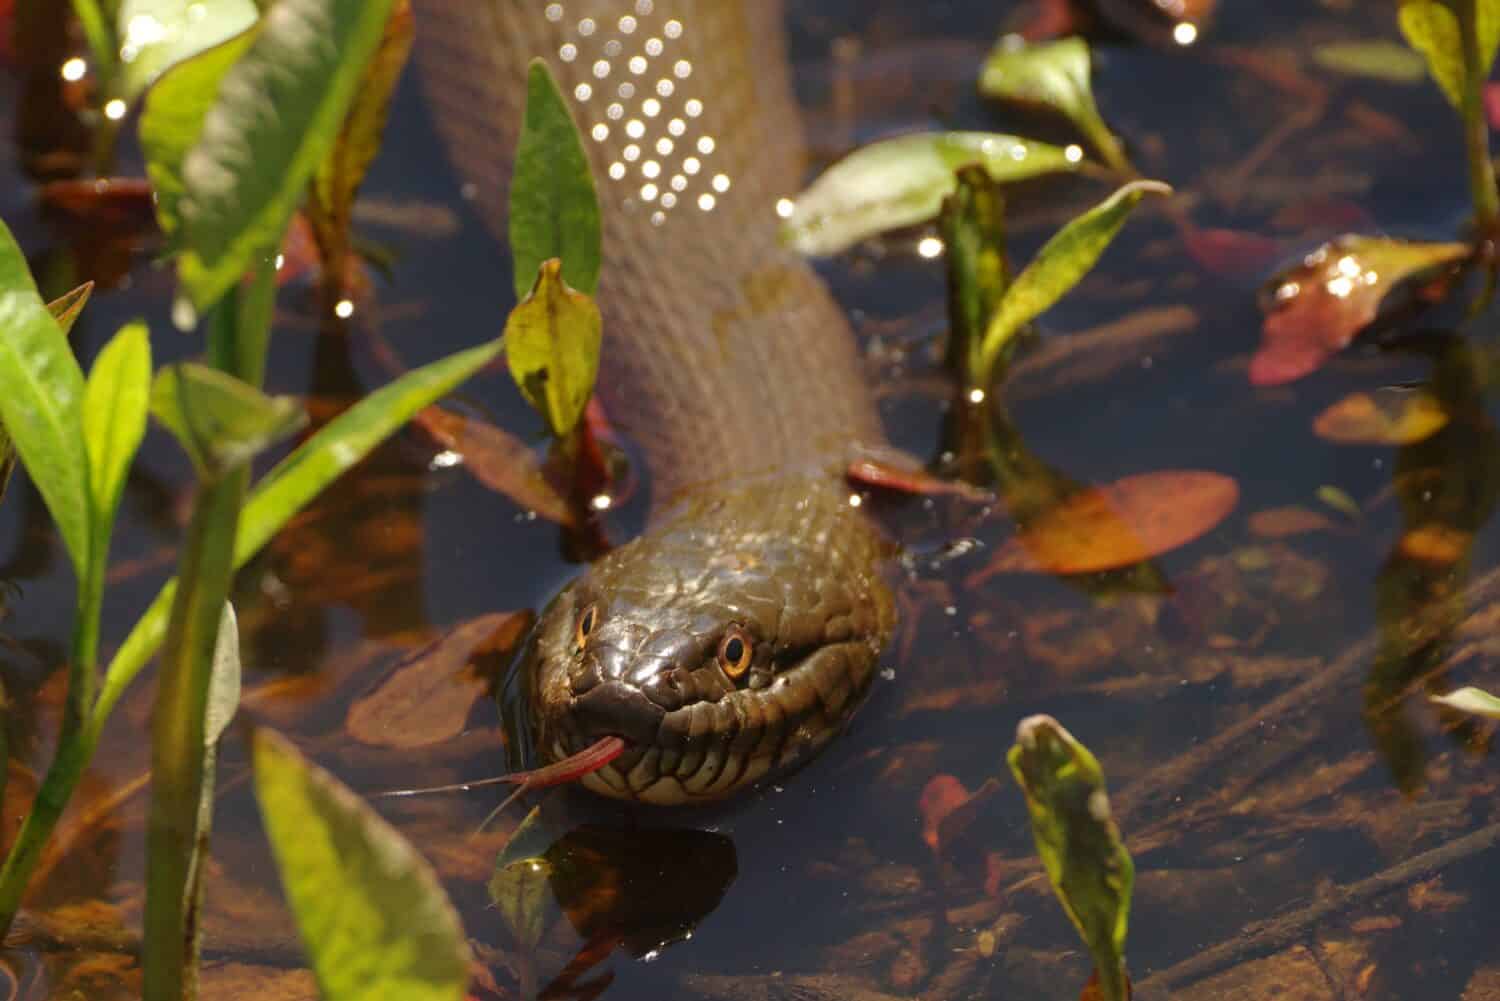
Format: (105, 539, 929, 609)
(413, 0, 898, 804)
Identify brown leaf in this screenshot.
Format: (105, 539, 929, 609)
(1313, 387, 1449, 445)
(971, 471, 1239, 579)
(346, 611, 533, 748)
(1248, 505, 1335, 539)
(918, 775, 971, 853)
(415, 405, 576, 525)
(1251, 237, 1469, 386)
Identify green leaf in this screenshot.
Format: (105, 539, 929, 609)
(1399, 0, 1466, 108)
(139, 28, 257, 242)
(783, 132, 1081, 257)
(0, 220, 90, 575)
(504, 259, 602, 437)
(1431, 686, 1500, 719)
(488, 806, 556, 951)
(977, 180, 1169, 385)
(150, 362, 305, 477)
(510, 58, 602, 299)
(47, 282, 95, 335)
(1008, 715, 1133, 1001)
(307, 0, 413, 285)
(1479, 0, 1500, 81)
(82, 322, 152, 546)
(939, 165, 1012, 379)
(116, 0, 259, 101)
(70, 0, 118, 84)
(978, 37, 1130, 172)
(252, 728, 471, 1001)
(175, 0, 398, 308)
(1312, 40, 1430, 83)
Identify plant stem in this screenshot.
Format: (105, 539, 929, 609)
(141, 466, 246, 1001)
(1462, 0, 1500, 231)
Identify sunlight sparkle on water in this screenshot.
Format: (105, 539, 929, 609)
(60, 58, 87, 82)
(1172, 22, 1199, 46)
(1065, 144, 1084, 163)
(334, 299, 355, 319)
(104, 99, 128, 121)
(776, 198, 795, 219)
(918, 236, 945, 259)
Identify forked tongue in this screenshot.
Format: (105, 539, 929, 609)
(375, 735, 627, 812)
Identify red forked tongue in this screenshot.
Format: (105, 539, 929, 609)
(375, 736, 627, 801)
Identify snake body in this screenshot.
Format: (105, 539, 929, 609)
(415, 0, 895, 803)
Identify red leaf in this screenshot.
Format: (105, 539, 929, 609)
(847, 445, 993, 502)
(919, 775, 971, 852)
(1487, 82, 1500, 131)
(1183, 226, 1280, 276)
(415, 406, 576, 526)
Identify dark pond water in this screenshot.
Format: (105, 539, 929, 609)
(3, 0, 1500, 998)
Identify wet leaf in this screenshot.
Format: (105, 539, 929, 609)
(415, 406, 575, 525)
(1312, 40, 1429, 84)
(942, 164, 1012, 379)
(1316, 484, 1364, 521)
(846, 445, 994, 502)
(1008, 715, 1133, 1001)
(919, 775, 973, 853)
(1251, 237, 1470, 386)
(1430, 686, 1500, 719)
(1397, 522, 1471, 564)
(139, 28, 257, 242)
(116, 0, 259, 101)
(511, 58, 601, 299)
(973, 470, 1237, 579)
(307, 0, 412, 294)
(0, 218, 89, 574)
(1399, 1, 1465, 108)
(488, 805, 557, 951)
(82, 322, 152, 545)
(1313, 388, 1450, 445)
(978, 37, 1129, 172)
(173, 0, 398, 308)
(252, 728, 471, 1001)
(977, 181, 1170, 385)
(346, 611, 533, 749)
(783, 132, 1080, 257)
(150, 362, 305, 477)
(505, 258, 602, 438)
(46, 281, 94, 335)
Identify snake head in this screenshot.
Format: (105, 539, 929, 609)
(519, 485, 895, 805)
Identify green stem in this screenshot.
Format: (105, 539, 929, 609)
(141, 466, 246, 1001)
(1462, 0, 1500, 231)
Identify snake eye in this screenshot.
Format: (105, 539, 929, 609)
(575, 604, 598, 648)
(718, 628, 753, 679)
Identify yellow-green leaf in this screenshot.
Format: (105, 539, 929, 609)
(1312, 40, 1429, 83)
(82, 322, 152, 541)
(1008, 715, 1133, 1001)
(1399, 0, 1466, 108)
(116, 0, 259, 101)
(978, 37, 1130, 172)
(978, 180, 1169, 385)
(1479, 0, 1500, 81)
(504, 258, 602, 438)
(510, 59, 601, 299)
(252, 728, 471, 1001)
(46, 282, 95, 335)
(150, 362, 305, 477)
(784, 132, 1080, 257)
(1430, 686, 1500, 719)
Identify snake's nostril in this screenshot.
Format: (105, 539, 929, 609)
(569, 659, 603, 697)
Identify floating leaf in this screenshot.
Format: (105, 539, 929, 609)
(346, 611, 532, 749)
(978, 37, 1129, 172)
(1430, 686, 1500, 719)
(1008, 715, 1133, 1001)
(0, 219, 89, 574)
(46, 282, 94, 335)
(783, 132, 1080, 257)
(1399, 0, 1465, 108)
(1312, 40, 1429, 84)
(977, 181, 1170, 386)
(116, 0, 259, 101)
(174, 0, 398, 308)
(971, 470, 1238, 580)
(1251, 237, 1470, 386)
(1313, 387, 1449, 445)
(510, 58, 601, 299)
(82, 322, 152, 544)
(150, 362, 305, 477)
(487, 806, 554, 951)
(504, 258, 602, 439)
(252, 728, 471, 1001)
(415, 406, 575, 525)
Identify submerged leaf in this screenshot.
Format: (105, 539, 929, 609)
(415, 406, 575, 525)
(978, 37, 1129, 172)
(511, 58, 601, 299)
(977, 181, 1171, 386)
(488, 806, 554, 951)
(1398, 1, 1465, 108)
(116, 0, 259, 101)
(783, 132, 1080, 257)
(1430, 686, 1500, 719)
(346, 611, 532, 749)
(505, 258, 602, 438)
(971, 470, 1238, 580)
(1251, 237, 1469, 386)
(151, 362, 305, 477)
(1312, 40, 1429, 84)
(1008, 715, 1133, 1001)
(1313, 387, 1450, 445)
(252, 728, 471, 1001)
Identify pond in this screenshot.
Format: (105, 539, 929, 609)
(2, 0, 1500, 998)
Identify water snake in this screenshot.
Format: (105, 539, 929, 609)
(414, 0, 896, 803)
